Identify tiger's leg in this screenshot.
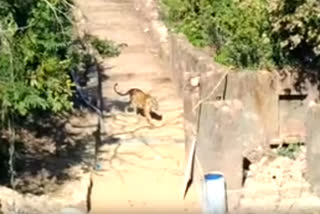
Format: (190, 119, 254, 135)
(125, 102, 139, 115)
(124, 101, 133, 113)
(131, 102, 139, 114)
(143, 100, 156, 127)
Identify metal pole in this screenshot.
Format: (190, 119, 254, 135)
(94, 61, 105, 169)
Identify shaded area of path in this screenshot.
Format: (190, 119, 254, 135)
(75, 0, 201, 213)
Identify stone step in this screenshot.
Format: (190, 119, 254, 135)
(87, 28, 148, 46)
(86, 12, 142, 29)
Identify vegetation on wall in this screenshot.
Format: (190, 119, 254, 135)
(160, 0, 320, 70)
(275, 143, 303, 160)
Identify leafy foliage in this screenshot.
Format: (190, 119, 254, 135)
(0, 0, 124, 188)
(0, 0, 75, 123)
(85, 34, 121, 58)
(161, 0, 320, 69)
(0, 0, 121, 126)
(269, 0, 320, 67)
(208, 0, 273, 68)
(160, 0, 209, 47)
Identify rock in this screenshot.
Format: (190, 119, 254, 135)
(60, 207, 86, 214)
(190, 76, 200, 87)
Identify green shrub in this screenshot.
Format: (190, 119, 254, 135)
(0, 0, 126, 188)
(208, 0, 273, 69)
(269, 0, 320, 67)
(0, 0, 121, 125)
(160, 0, 211, 46)
(161, 0, 320, 69)
(276, 143, 303, 160)
(161, 0, 274, 68)
(0, 0, 75, 121)
(85, 34, 121, 57)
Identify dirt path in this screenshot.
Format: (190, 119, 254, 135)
(75, 0, 201, 213)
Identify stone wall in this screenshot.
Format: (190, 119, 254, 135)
(161, 32, 281, 162)
(165, 33, 318, 148)
(134, 0, 320, 147)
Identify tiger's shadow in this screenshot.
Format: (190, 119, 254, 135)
(103, 98, 162, 120)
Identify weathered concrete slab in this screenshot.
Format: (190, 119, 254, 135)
(200, 69, 228, 102)
(183, 85, 200, 125)
(279, 98, 307, 142)
(277, 69, 320, 143)
(183, 54, 229, 157)
(195, 99, 273, 210)
(168, 34, 211, 96)
(240, 111, 269, 163)
(306, 102, 320, 197)
(168, 34, 189, 96)
(183, 82, 199, 163)
(196, 100, 244, 188)
(226, 71, 279, 143)
(196, 100, 245, 211)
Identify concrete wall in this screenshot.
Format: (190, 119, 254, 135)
(133, 0, 320, 147)
(167, 35, 283, 163)
(277, 69, 320, 143)
(306, 103, 320, 197)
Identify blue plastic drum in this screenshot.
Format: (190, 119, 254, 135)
(202, 171, 227, 214)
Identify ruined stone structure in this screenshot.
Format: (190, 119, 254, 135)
(134, 0, 320, 212)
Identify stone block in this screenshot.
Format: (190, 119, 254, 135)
(196, 100, 244, 189)
(183, 85, 200, 125)
(168, 33, 213, 97)
(279, 98, 307, 142)
(240, 111, 268, 163)
(200, 69, 228, 102)
(168, 34, 188, 95)
(226, 71, 279, 142)
(227, 189, 242, 213)
(277, 69, 320, 143)
(306, 103, 320, 197)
